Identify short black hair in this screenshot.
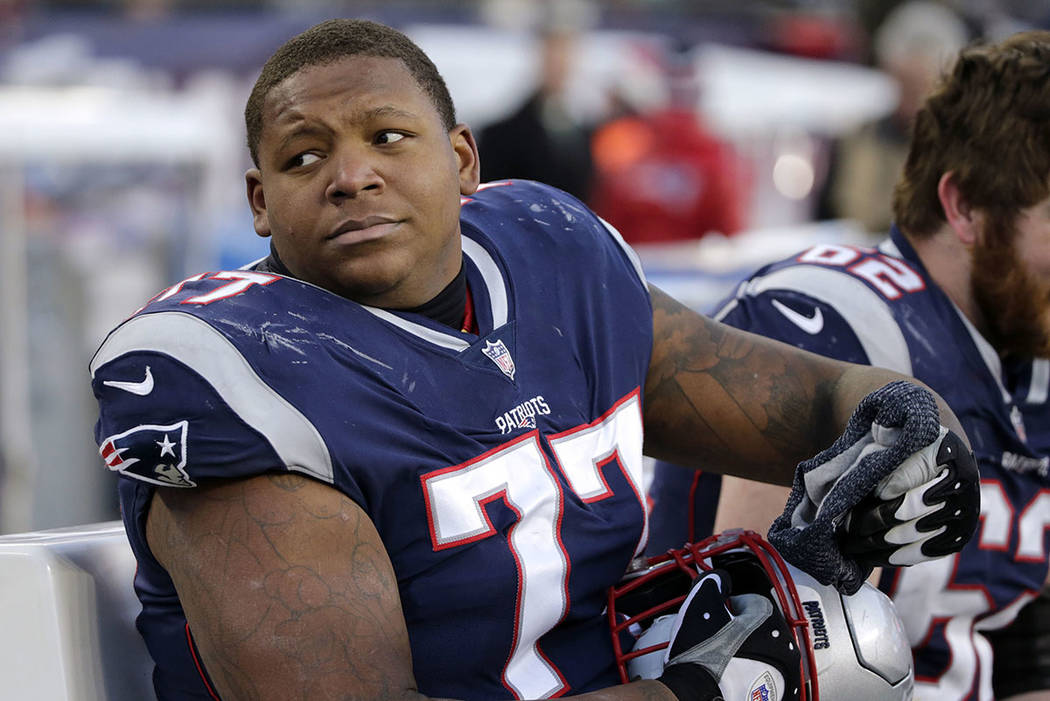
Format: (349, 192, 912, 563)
(244, 18, 457, 167)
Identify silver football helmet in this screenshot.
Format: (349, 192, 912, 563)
(608, 530, 914, 700)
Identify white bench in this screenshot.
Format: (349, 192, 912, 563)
(0, 520, 154, 700)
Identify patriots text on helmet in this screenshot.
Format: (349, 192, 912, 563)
(802, 600, 830, 650)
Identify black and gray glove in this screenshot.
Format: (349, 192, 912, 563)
(768, 380, 980, 594)
(657, 570, 801, 701)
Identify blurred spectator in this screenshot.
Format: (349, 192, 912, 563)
(122, 0, 176, 23)
(478, 26, 595, 201)
(817, 0, 969, 235)
(0, 0, 27, 49)
(588, 41, 748, 244)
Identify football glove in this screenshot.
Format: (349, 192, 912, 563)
(768, 381, 980, 594)
(656, 570, 802, 701)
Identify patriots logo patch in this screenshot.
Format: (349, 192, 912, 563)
(99, 420, 195, 487)
(482, 339, 516, 380)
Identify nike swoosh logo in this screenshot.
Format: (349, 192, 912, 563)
(771, 299, 824, 334)
(103, 366, 154, 396)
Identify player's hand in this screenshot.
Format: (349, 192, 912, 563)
(768, 380, 979, 594)
(656, 570, 801, 701)
(842, 424, 980, 566)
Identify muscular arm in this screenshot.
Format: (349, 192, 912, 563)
(147, 474, 676, 701)
(642, 286, 966, 485)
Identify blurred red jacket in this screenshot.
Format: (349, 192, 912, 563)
(589, 109, 748, 244)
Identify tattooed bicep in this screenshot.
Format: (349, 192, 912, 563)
(147, 474, 418, 699)
(643, 285, 841, 481)
(267, 472, 308, 492)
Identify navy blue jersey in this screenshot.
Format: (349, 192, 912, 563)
(652, 226, 1050, 700)
(91, 181, 654, 700)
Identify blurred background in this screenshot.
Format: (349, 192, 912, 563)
(0, 0, 1042, 533)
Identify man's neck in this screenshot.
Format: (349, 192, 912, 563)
(401, 265, 468, 331)
(908, 227, 985, 334)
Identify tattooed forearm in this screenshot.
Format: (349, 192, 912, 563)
(643, 286, 848, 483)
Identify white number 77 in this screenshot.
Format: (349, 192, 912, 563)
(421, 392, 646, 699)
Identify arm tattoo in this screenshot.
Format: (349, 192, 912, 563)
(150, 474, 417, 701)
(643, 286, 840, 482)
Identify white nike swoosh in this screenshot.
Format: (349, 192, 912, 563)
(771, 299, 824, 334)
(103, 366, 154, 396)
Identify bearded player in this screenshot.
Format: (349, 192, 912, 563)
(651, 31, 1050, 701)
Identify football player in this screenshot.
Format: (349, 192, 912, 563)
(91, 19, 977, 701)
(650, 30, 1050, 701)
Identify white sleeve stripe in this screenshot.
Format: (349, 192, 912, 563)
(743, 266, 913, 375)
(713, 297, 739, 321)
(1028, 358, 1049, 404)
(462, 235, 509, 327)
(712, 280, 750, 321)
(598, 217, 648, 289)
(90, 311, 334, 483)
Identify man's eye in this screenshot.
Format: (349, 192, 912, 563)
(288, 152, 321, 168)
(376, 131, 406, 145)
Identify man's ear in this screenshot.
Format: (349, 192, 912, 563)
(937, 171, 980, 246)
(450, 124, 480, 196)
(245, 168, 272, 238)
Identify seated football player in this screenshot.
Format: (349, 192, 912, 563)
(651, 30, 1050, 701)
(91, 18, 979, 701)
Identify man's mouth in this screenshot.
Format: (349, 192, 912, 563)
(328, 217, 402, 244)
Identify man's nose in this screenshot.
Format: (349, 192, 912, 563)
(325, 149, 383, 202)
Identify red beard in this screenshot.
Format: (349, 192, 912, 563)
(971, 218, 1050, 359)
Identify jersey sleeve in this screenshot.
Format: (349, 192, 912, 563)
(475, 179, 650, 300)
(713, 263, 914, 374)
(91, 310, 344, 495)
(596, 215, 648, 291)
